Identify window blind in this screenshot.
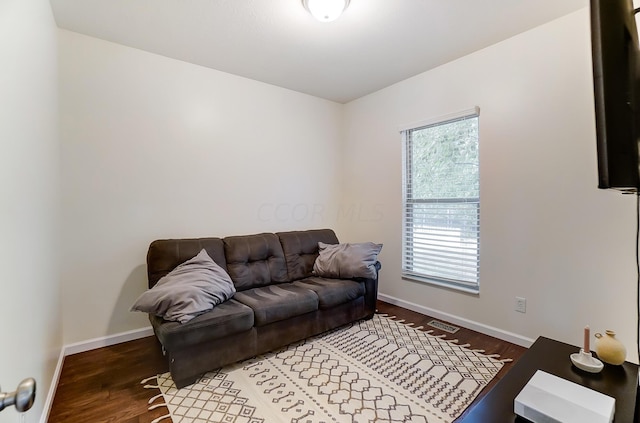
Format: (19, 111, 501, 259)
(402, 110, 480, 292)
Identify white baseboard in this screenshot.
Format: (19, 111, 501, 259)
(39, 348, 65, 423)
(39, 326, 154, 423)
(64, 326, 154, 356)
(378, 293, 535, 348)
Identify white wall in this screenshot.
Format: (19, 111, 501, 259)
(59, 30, 344, 344)
(0, 0, 61, 422)
(342, 9, 639, 360)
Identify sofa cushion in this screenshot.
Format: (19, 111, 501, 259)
(313, 242, 382, 280)
(150, 299, 254, 350)
(277, 229, 340, 281)
(292, 277, 365, 309)
(131, 249, 236, 323)
(233, 284, 319, 326)
(147, 237, 227, 288)
(224, 233, 289, 291)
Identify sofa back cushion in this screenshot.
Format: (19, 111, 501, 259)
(147, 238, 227, 288)
(277, 229, 339, 281)
(224, 233, 288, 291)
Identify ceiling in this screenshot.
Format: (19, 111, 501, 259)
(50, 0, 588, 103)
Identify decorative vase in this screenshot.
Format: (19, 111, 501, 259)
(594, 330, 626, 365)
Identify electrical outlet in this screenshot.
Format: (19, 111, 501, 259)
(515, 297, 526, 313)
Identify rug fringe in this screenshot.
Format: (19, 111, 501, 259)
(142, 375, 170, 420)
(151, 414, 171, 423)
(148, 393, 164, 405)
(149, 403, 168, 411)
(483, 353, 514, 363)
(140, 376, 158, 384)
(141, 375, 161, 390)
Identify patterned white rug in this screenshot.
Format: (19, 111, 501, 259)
(142, 314, 510, 423)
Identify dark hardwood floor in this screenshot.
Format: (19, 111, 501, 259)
(48, 334, 168, 423)
(48, 301, 527, 422)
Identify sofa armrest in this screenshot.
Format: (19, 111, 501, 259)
(361, 261, 380, 318)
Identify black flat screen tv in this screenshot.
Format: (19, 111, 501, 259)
(591, 0, 640, 193)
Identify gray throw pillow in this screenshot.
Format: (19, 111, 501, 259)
(313, 242, 382, 279)
(130, 249, 236, 323)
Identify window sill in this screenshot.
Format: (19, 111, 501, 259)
(402, 273, 479, 295)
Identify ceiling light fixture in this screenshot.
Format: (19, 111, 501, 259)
(302, 0, 350, 23)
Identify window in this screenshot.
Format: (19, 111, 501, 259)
(401, 108, 480, 293)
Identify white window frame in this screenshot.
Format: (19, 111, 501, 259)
(400, 107, 480, 294)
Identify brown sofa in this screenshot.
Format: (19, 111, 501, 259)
(145, 228, 379, 388)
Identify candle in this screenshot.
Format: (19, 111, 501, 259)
(584, 325, 590, 353)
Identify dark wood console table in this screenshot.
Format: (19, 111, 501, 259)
(460, 336, 638, 422)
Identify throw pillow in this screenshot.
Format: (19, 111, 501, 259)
(130, 249, 236, 323)
(313, 242, 382, 279)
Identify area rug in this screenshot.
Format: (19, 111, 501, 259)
(142, 314, 511, 423)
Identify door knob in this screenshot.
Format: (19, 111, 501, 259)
(0, 378, 36, 413)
